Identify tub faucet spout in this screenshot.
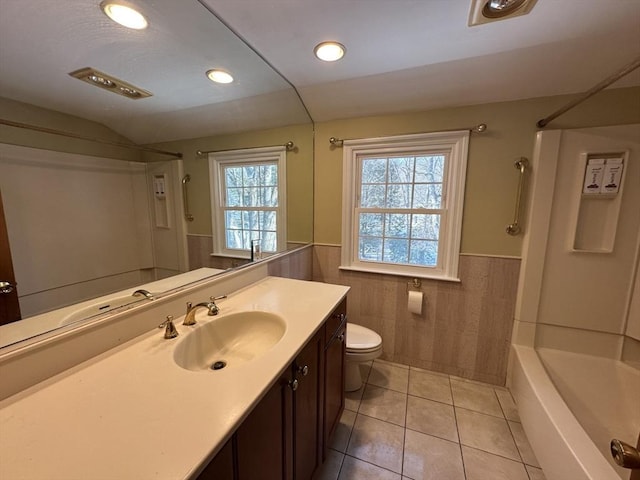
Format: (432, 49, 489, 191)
(132, 289, 154, 300)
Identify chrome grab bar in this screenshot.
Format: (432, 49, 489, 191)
(506, 157, 529, 236)
(181, 174, 194, 222)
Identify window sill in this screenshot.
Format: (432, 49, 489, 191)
(210, 252, 251, 260)
(338, 264, 461, 283)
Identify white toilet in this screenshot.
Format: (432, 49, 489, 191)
(345, 323, 383, 391)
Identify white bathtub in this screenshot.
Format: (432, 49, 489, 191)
(509, 345, 640, 480)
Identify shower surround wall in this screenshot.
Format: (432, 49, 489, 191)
(513, 125, 640, 360)
(313, 246, 520, 385)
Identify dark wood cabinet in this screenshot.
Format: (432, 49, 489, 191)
(197, 299, 346, 480)
(236, 372, 293, 480)
(197, 439, 234, 480)
(292, 329, 323, 480)
(323, 299, 346, 459)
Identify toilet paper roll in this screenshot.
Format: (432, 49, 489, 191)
(408, 290, 423, 315)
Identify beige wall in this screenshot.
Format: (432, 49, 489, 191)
(0, 97, 141, 161)
(314, 87, 640, 256)
(148, 123, 314, 245)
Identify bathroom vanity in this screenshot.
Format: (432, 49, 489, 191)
(0, 276, 349, 479)
(200, 297, 346, 480)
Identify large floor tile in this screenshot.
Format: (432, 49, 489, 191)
(359, 361, 373, 383)
(526, 465, 547, 480)
(455, 408, 520, 461)
(359, 384, 407, 426)
(508, 421, 539, 467)
(495, 389, 520, 421)
(408, 368, 453, 405)
(450, 378, 503, 417)
(338, 455, 401, 480)
(376, 359, 410, 369)
(368, 361, 410, 393)
(403, 429, 465, 480)
(345, 385, 365, 412)
(330, 409, 357, 453)
(313, 449, 344, 480)
(346, 414, 405, 473)
(461, 446, 529, 480)
(406, 396, 458, 442)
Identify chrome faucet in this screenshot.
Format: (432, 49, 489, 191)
(132, 289, 154, 300)
(183, 295, 227, 326)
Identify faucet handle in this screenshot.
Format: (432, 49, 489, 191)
(208, 295, 227, 316)
(158, 315, 178, 339)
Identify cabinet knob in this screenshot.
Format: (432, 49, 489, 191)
(289, 379, 299, 391)
(337, 334, 345, 343)
(0, 281, 15, 294)
(297, 365, 309, 376)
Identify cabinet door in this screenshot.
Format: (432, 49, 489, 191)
(197, 439, 234, 480)
(323, 321, 345, 458)
(293, 329, 323, 480)
(236, 372, 293, 480)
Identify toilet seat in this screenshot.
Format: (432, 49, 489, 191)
(346, 323, 382, 352)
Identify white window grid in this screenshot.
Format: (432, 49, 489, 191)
(221, 161, 279, 253)
(340, 131, 469, 281)
(355, 151, 448, 268)
(209, 147, 287, 258)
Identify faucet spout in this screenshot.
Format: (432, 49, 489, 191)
(183, 295, 226, 326)
(132, 289, 154, 300)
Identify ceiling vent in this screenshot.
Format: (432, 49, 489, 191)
(468, 0, 538, 26)
(69, 67, 152, 100)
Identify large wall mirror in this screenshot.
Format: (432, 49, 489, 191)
(0, 0, 313, 348)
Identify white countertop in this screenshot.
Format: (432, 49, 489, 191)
(0, 277, 349, 480)
(0, 267, 225, 349)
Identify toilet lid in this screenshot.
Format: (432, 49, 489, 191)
(346, 323, 382, 351)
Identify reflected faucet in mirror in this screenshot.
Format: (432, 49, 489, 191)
(132, 289, 154, 301)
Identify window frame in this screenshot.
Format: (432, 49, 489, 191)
(340, 131, 469, 281)
(209, 146, 287, 258)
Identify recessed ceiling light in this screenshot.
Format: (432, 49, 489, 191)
(468, 0, 538, 26)
(100, 1, 148, 30)
(482, 0, 527, 18)
(207, 69, 234, 84)
(314, 42, 346, 62)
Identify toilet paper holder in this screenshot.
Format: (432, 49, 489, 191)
(407, 278, 422, 291)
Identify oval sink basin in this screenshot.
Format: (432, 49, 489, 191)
(173, 311, 287, 372)
(59, 295, 143, 326)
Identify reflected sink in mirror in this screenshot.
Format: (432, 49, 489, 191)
(59, 296, 148, 327)
(173, 311, 286, 372)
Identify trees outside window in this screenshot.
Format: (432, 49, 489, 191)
(210, 147, 287, 257)
(341, 131, 469, 281)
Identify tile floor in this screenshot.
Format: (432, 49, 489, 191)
(314, 359, 546, 480)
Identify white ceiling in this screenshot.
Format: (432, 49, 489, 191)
(1, 0, 639, 144)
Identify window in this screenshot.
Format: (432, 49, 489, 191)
(209, 146, 287, 257)
(341, 131, 469, 281)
